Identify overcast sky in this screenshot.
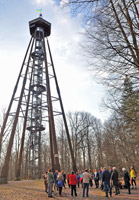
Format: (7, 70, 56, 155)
(0, 0, 109, 122)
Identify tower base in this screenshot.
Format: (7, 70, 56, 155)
(0, 177, 8, 184)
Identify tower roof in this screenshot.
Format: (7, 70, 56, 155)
(29, 16, 51, 37)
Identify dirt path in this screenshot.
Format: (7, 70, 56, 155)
(0, 180, 139, 200)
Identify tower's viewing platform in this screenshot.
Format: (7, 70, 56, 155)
(29, 16, 51, 37)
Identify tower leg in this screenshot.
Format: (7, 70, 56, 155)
(49, 119, 55, 172)
(0, 39, 34, 184)
(47, 39, 77, 172)
(0, 79, 27, 184)
(0, 37, 33, 161)
(43, 37, 60, 172)
(16, 67, 33, 180)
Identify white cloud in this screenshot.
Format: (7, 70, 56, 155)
(31, 0, 54, 6)
(60, 0, 69, 6)
(0, 0, 108, 122)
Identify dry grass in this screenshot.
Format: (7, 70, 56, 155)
(0, 179, 139, 200)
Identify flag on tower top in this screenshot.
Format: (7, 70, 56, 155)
(36, 9, 42, 12)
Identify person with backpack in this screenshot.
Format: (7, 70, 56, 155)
(130, 166, 137, 189)
(57, 173, 64, 196)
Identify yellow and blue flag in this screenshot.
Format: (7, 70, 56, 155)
(36, 9, 42, 12)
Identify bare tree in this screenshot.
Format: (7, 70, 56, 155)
(58, 0, 139, 119)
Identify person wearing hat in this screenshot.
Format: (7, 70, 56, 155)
(122, 168, 131, 194)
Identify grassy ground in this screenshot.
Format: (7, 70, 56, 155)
(0, 179, 138, 200)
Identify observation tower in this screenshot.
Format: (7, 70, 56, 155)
(0, 14, 76, 184)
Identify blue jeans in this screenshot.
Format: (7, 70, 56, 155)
(83, 183, 89, 197)
(104, 182, 111, 197)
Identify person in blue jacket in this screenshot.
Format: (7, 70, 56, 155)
(76, 172, 80, 187)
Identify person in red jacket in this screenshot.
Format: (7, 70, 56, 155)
(67, 173, 70, 188)
(69, 171, 78, 196)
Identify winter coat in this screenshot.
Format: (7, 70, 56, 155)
(76, 175, 80, 182)
(67, 174, 70, 180)
(48, 172, 54, 183)
(112, 170, 119, 186)
(102, 170, 111, 184)
(123, 171, 130, 187)
(63, 173, 66, 182)
(57, 175, 64, 188)
(94, 172, 99, 181)
(83, 172, 90, 183)
(130, 169, 136, 178)
(43, 174, 48, 183)
(69, 174, 78, 185)
(99, 171, 103, 180)
(54, 173, 58, 182)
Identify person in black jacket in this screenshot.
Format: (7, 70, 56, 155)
(102, 167, 112, 197)
(61, 170, 66, 189)
(94, 169, 99, 188)
(112, 167, 120, 195)
(43, 171, 48, 193)
(122, 168, 131, 194)
(109, 166, 113, 195)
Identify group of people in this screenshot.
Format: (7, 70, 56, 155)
(43, 165, 137, 198)
(93, 166, 137, 197)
